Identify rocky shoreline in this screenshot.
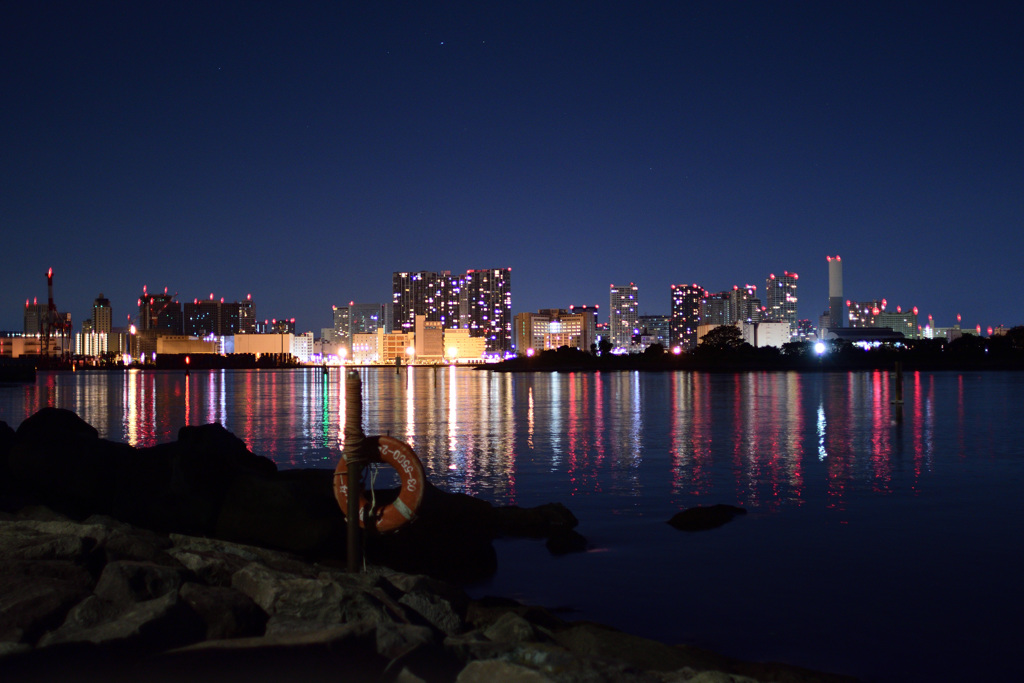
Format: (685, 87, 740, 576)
(1, 409, 855, 682)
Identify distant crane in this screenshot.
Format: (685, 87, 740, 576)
(42, 268, 72, 364)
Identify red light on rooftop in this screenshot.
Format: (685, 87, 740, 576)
(957, 313, 962, 323)
(872, 307, 880, 316)
(209, 293, 214, 301)
(897, 305, 902, 313)
(846, 300, 851, 306)
(47, 267, 52, 278)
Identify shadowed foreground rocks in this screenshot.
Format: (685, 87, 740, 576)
(0, 408, 579, 583)
(0, 508, 855, 683)
(0, 409, 855, 682)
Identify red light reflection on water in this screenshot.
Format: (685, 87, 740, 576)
(869, 371, 893, 493)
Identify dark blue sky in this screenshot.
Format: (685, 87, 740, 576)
(3, 2, 1022, 334)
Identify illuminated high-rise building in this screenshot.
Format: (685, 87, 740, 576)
(184, 297, 222, 337)
(848, 299, 919, 339)
(700, 291, 731, 328)
(568, 305, 599, 352)
(515, 306, 597, 353)
(638, 314, 670, 349)
(609, 283, 639, 350)
(90, 293, 112, 353)
(23, 298, 46, 335)
(393, 271, 458, 333)
(394, 268, 511, 354)
(92, 293, 112, 336)
(765, 271, 798, 337)
(459, 268, 512, 354)
(730, 285, 761, 324)
(349, 302, 388, 335)
(670, 284, 706, 351)
(138, 287, 182, 334)
(234, 295, 256, 334)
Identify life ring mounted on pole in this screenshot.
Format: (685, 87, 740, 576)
(334, 435, 425, 533)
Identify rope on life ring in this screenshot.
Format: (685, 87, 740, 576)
(333, 435, 425, 533)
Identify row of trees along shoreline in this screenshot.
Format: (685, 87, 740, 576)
(494, 325, 1024, 372)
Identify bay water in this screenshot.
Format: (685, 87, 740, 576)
(2, 367, 1021, 681)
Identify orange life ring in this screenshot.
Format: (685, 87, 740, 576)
(333, 435, 425, 533)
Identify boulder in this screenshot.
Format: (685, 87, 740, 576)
(39, 590, 206, 650)
(0, 421, 16, 495)
(0, 560, 94, 644)
(494, 502, 579, 537)
(667, 504, 747, 532)
(456, 659, 556, 682)
(7, 410, 133, 519)
(213, 469, 345, 556)
(545, 528, 587, 555)
(92, 560, 186, 607)
(482, 612, 541, 644)
(230, 562, 399, 635)
(178, 582, 267, 640)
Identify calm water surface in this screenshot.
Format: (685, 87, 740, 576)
(2, 367, 1022, 681)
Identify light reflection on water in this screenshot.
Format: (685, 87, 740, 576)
(0, 368, 984, 507)
(4, 368, 1024, 680)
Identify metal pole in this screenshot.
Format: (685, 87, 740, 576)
(343, 369, 366, 572)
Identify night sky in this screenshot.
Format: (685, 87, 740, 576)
(3, 2, 1022, 335)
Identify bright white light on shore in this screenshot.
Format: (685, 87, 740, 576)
(814, 341, 827, 355)
(526, 347, 535, 357)
(672, 346, 682, 355)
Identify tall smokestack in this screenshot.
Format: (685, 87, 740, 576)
(826, 256, 843, 329)
(47, 268, 55, 312)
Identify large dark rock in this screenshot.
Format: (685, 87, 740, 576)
(667, 504, 747, 531)
(0, 421, 16, 495)
(213, 469, 345, 556)
(178, 582, 267, 640)
(7, 409, 133, 519)
(92, 560, 186, 608)
(39, 589, 206, 651)
(494, 502, 579, 537)
(14, 408, 98, 442)
(363, 483, 500, 583)
(0, 560, 94, 644)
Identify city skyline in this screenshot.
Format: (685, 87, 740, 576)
(1, 252, 1009, 339)
(3, 3, 1022, 333)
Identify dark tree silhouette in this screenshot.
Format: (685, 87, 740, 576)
(696, 325, 748, 353)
